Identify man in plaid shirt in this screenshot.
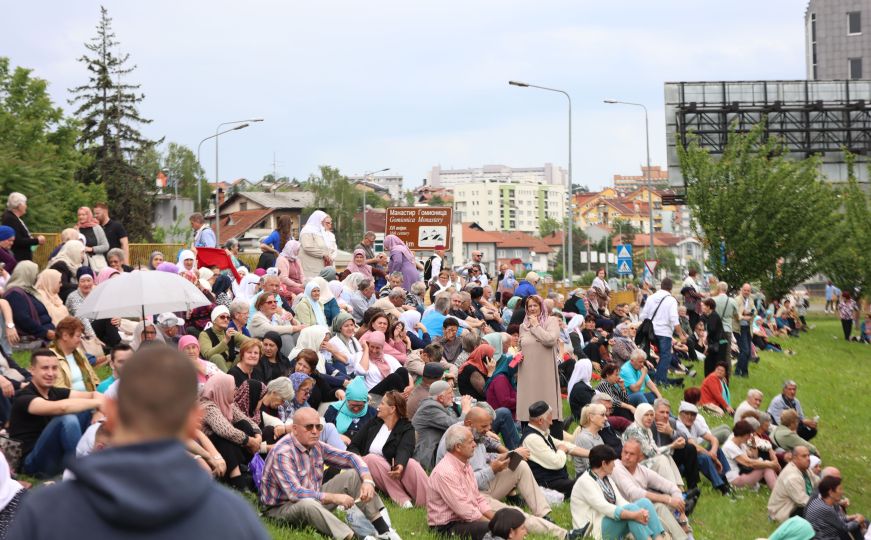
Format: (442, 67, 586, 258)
(260, 407, 401, 540)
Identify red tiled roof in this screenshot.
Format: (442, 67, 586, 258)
(216, 208, 273, 243)
(541, 231, 564, 246)
(494, 231, 552, 253)
(462, 223, 503, 244)
(609, 231, 683, 247)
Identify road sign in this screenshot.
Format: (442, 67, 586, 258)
(645, 259, 658, 275)
(616, 244, 633, 275)
(385, 207, 453, 250)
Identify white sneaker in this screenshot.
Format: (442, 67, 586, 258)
(377, 529, 403, 540)
(400, 500, 414, 509)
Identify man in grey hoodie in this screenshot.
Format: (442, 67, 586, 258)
(7, 345, 268, 539)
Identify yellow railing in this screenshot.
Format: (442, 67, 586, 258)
(33, 234, 185, 269)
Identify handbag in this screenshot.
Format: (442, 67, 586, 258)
(88, 253, 108, 272)
(636, 295, 670, 349)
(0, 435, 22, 472)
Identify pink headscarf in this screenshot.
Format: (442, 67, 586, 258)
(383, 235, 414, 263)
(95, 267, 120, 285)
(201, 373, 235, 422)
(524, 295, 548, 326)
(178, 335, 199, 354)
(346, 248, 373, 278)
(280, 239, 301, 262)
(361, 330, 391, 378)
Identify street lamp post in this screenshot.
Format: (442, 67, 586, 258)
(197, 124, 252, 210)
(509, 80, 573, 284)
(214, 119, 263, 243)
(603, 99, 654, 264)
(361, 168, 390, 233)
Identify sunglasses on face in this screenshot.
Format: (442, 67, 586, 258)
(264, 300, 277, 305)
(301, 423, 324, 432)
(216, 314, 229, 320)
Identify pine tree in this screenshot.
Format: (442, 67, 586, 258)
(69, 6, 160, 240)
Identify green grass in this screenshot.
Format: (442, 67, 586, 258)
(19, 314, 869, 539)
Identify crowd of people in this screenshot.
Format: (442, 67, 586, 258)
(0, 194, 865, 540)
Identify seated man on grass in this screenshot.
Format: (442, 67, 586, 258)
(9, 348, 104, 477)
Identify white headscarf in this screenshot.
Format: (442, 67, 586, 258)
(0, 452, 22, 510)
(310, 276, 335, 304)
(232, 273, 261, 302)
(300, 210, 331, 245)
(132, 320, 166, 350)
(342, 272, 366, 294)
(566, 358, 593, 397)
(288, 325, 331, 372)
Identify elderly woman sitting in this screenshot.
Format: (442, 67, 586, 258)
(573, 403, 609, 476)
(324, 377, 377, 444)
(248, 292, 304, 353)
(199, 305, 249, 372)
(771, 409, 819, 457)
(621, 404, 685, 488)
(699, 362, 734, 416)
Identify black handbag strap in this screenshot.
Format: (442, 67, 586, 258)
(650, 294, 670, 320)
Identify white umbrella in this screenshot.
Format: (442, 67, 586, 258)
(76, 270, 211, 320)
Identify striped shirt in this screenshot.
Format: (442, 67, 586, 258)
(804, 495, 851, 539)
(259, 435, 369, 507)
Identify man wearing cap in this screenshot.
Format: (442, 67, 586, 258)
(156, 313, 181, 346)
(407, 360, 447, 420)
(0, 225, 18, 272)
(412, 380, 472, 471)
(198, 305, 249, 372)
(520, 401, 588, 498)
(675, 401, 731, 495)
(434, 406, 559, 529)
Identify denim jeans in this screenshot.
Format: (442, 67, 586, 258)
(697, 448, 730, 487)
(23, 411, 90, 478)
(736, 325, 751, 376)
(653, 335, 673, 385)
(492, 407, 520, 450)
(627, 392, 658, 406)
(600, 498, 664, 540)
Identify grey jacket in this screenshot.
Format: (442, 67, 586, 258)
(411, 397, 460, 471)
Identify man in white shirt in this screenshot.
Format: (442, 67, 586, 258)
(611, 439, 692, 540)
(639, 278, 687, 386)
(674, 401, 731, 494)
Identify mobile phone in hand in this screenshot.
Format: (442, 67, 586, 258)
(507, 451, 522, 471)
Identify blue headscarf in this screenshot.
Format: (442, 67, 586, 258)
(329, 377, 370, 434)
(303, 281, 328, 326)
(483, 333, 516, 392)
(289, 372, 312, 408)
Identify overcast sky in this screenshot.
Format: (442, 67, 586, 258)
(3, 1, 806, 191)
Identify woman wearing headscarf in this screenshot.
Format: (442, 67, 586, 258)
(298, 210, 333, 277)
(329, 312, 361, 375)
(147, 250, 165, 270)
(517, 295, 563, 437)
(275, 239, 304, 296)
(343, 248, 373, 281)
(212, 274, 233, 308)
(291, 349, 344, 410)
(353, 331, 411, 395)
(176, 249, 198, 283)
(0, 452, 24, 537)
(0, 226, 18, 274)
(75, 207, 109, 271)
(35, 269, 70, 326)
(621, 403, 685, 487)
(428, 269, 455, 304)
(287, 325, 331, 372)
(65, 267, 96, 338)
(324, 376, 376, 442)
(199, 373, 261, 490)
(347, 390, 428, 509)
(384, 234, 423, 291)
(295, 281, 328, 327)
(251, 331, 291, 384)
(47, 239, 86, 302)
(501, 296, 520, 323)
(458, 343, 496, 401)
(610, 322, 639, 366)
(131, 320, 165, 350)
(3, 261, 55, 342)
(399, 310, 430, 350)
(567, 358, 595, 423)
(484, 332, 518, 417)
(497, 270, 518, 306)
(178, 335, 222, 392)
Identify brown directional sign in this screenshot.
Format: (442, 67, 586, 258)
(385, 207, 453, 250)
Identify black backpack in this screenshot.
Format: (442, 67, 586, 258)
(423, 255, 437, 282)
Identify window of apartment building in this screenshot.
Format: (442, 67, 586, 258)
(849, 58, 863, 79)
(848, 11, 861, 35)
